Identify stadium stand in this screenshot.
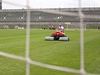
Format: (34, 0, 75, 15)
(0, 7, 100, 29)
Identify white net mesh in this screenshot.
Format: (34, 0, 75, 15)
(0, 0, 100, 75)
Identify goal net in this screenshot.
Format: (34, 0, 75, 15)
(0, 0, 100, 75)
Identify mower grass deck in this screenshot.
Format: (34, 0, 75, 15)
(45, 36, 69, 41)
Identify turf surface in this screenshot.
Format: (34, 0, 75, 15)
(0, 29, 100, 75)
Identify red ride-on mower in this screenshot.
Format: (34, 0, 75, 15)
(45, 30, 69, 41)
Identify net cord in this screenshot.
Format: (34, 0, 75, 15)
(25, 0, 30, 75)
(78, 0, 86, 75)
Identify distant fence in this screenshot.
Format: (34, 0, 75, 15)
(0, 23, 100, 30)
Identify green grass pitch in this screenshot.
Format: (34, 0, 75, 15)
(0, 29, 100, 75)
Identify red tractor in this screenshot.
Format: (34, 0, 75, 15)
(45, 30, 69, 41)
